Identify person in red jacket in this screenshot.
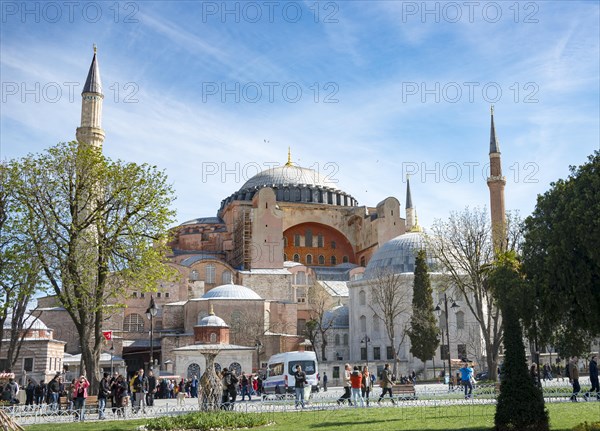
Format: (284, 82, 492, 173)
(73, 375, 90, 421)
(350, 366, 364, 407)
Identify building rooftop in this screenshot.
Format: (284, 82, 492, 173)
(199, 283, 262, 300)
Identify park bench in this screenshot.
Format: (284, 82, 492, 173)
(392, 383, 417, 400)
(59, 395, 99, 413)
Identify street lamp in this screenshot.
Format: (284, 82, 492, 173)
(434, 293, 459, 390)
(361, 336, 371, 368)
(146, 295, 158, 371)
(254, 340, 263, 372)
(110, 342, 115, 375)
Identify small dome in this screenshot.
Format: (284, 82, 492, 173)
(202, 283, 262, 300)
(364, 232, 437, 278)
(198, 313, 228, 328)
(323, 304, 349, 328)
(3, 314, 48, 330)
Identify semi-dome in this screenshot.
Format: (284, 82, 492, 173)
(364, 232, 438, 278)
(201, 283, 262, 300)
(219, 162, 357, 211)
(322, 304, 349, 328)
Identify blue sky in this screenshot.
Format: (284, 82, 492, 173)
(1, 1, 599, 229)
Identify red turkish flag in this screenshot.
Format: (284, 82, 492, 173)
(102, 331, 113, 341)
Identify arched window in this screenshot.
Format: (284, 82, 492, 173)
(342, 255, 349, 263)
(123, 313, 144, 332)
(359, 290, 366, 306)
(190, 270, 199, 281)
(222, 270, 232, 284)
(360, 315, 367, 332)
(306, 254, 313, 265)
(210, 333, 217, 343)
(456, 311, 465, 330)
(229, 362, 242, 376)
(317, 234, 324, 248)
(330, 256, 337, 265)
(205, 264, 215, 284)
(318, 255, 325, 265)
(296, 271, 306, 285)
(293, 253, 300, 262)
(343, 334, 349, 345)
(187, 363, 201, 379)
(335, 334, 340, 345)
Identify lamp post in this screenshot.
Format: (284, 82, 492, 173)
(146, 295, 158, 371)
(254, 340, 263, 372)
(110, 342, 115, 376)
(435, 293, 459, 390)
(361, 336, 371, 369)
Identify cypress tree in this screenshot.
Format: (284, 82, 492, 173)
(490, 252, 549, 431)
(408, 249, 440, 364)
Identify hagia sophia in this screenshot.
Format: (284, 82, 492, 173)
(5, 49, 505, 385)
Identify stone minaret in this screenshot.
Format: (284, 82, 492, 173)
(486, 106, 506, 252)
(76, 45, 105, 149)
(405, 175, 415, 231)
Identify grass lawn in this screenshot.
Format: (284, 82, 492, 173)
(23, 403, 600, 431)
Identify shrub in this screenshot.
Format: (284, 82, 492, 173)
(572, 422, 600, 431)
(146, 411, 270, 430)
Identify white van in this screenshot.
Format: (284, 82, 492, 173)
(262, 351, 319, 395)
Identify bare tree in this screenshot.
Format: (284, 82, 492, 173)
(429, 207, 522, 380)
(368, 270, 412, 377)
(305, 282, 338, 362)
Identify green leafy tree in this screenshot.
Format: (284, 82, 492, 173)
(489, 251, 548, 431)
(522, 151, 600, 356)
(9, 142, 176, 389)
(407, 249, 440, 364)
(0, 163, 44, 369)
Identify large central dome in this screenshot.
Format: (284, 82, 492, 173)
(240, 165, 338, 190)
(219, 161, 357, 211)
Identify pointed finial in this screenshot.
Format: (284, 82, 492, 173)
(285, 146, 293, 167)
(209, 304, 215, 315)
(491, 105, 494, 115)
(93, 44, 97, 54)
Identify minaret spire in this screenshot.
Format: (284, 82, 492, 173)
(76, 45, 105, 150)
(405, 174, 415, 231)
(285, 147, 293, 167)
(486, 105, 506, 252)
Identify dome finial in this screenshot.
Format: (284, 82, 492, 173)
(93, 43, 97, 54)
(209, 304, 215, 315)
(285, 146, 293, 167)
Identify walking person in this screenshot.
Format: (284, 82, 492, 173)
(584, 355, 599, 401)
(337, 364, 353, 406)
(72, 375, 90, 422)
(190, 374, 199, 398)
(460, 361, 474, 399)
(132, 368, 148, 413)
(146, 370, 157, 406)
(361, 366, 372, 406)
(25, 379, 35, 407)
(48, 373, 61, 410)
(569, 356, 581, 402)
(113, 375, 128, 417)
(34, 380, 46, 406)
(240, 372, 251, 401)
(323, 372, 328, 392)
(98, 372, 110, 419)
(293, 364, 307, 409)
(350, 366, 364, 407)
(109, 372, 119, 415)
(221, 368, 238, 410)
(377, 363, 395, 405)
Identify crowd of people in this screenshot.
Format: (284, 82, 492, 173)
(2, 354, 598, 418)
